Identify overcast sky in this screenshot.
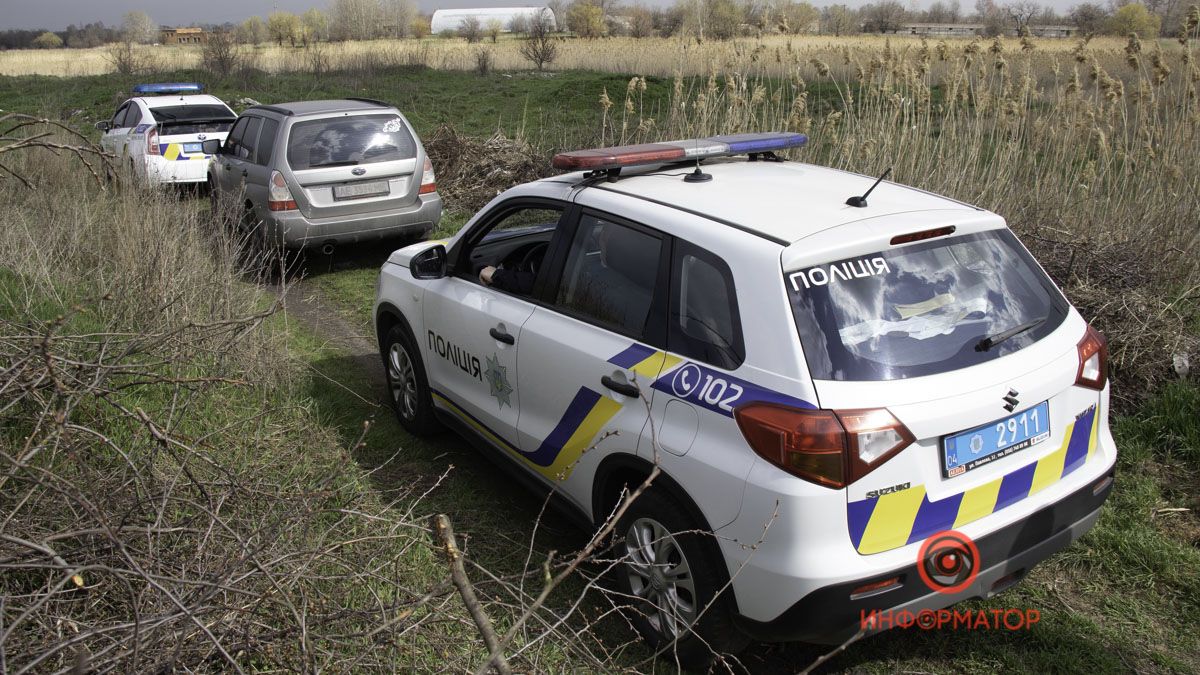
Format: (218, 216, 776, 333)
(4, 0, 1079, 31)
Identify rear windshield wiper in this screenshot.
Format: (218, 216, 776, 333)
(974, 318, 1045, 352)
(309, 160, 359, 168)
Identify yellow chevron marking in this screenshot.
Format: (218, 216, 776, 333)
(629, 351, 681, 380)
(1030, 420, 1074, 496)
(857, 484, 926, 554)
(542, 396, 623, 480)
(954, 478, 1002, 529)
(163, 144, 181, 160)
(1087, 408, 1100, 458)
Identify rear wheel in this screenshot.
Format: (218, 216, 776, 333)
(382, 322, 441, 436)
(614, 488, 748, 669)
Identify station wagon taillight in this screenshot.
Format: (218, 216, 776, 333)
(1075, 325, 1108, 390)
(268, 171, 297, 211)
(419, 157, 437, 195)
(734, 404, 914, 489)
(147, 127, 160, 155)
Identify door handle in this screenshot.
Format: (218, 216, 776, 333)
(489, 327, 515, 345)
(223, 163, 231, 171)
(241, 170, 248, 177)
(601, 375, 640, 398)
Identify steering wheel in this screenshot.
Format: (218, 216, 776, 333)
(516, 242, 548, 276)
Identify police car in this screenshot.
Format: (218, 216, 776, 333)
(96, 83, 236, 186)
(373, 133, 1117, 662)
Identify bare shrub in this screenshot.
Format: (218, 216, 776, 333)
(201, 30, 242, 79)
(459, 16, 483, 43)
(520, 13, 559, 71)
(474, 47, 494, 75)
(104, 40, 143, 76)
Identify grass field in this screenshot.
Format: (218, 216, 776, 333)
(2, 29, 1199, 672)
(0, 34, 1142, 78)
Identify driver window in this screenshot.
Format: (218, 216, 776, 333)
(466, 205, 565, 297)
(110, 104, 129, 128)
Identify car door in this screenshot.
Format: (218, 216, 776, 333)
(216, 116, 252, 195)
(244, 117, 280, 216)
(423, 201, 569, 458)
(102, 103, 136, 159)
(514, 210, 671, 502)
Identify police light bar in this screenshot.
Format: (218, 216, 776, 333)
(551, 132, 807, 172)
(132, 82, 205, 95)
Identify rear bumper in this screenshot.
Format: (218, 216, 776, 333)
(143, 156, 209, 184)
(733, 462, 1115, 644)
(265, 194, 443, 248)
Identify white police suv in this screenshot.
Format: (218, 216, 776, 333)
(373, 133, 1117, 663)
(97, 83, 236, 187)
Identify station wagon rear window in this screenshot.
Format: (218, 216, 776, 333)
(786, 229, 1068, 381)
(149, 105, 235, 134)
(286, 114, 417, 170)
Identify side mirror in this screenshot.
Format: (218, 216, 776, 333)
(202, 139, 222, 155)
(94, 120, 111, 132)
(411, 244, 447, 280)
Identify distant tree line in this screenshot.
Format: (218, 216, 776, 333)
(1, 0, 1193, 50)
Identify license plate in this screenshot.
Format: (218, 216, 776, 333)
(942, 401, 1050, 478)
(333, 180, 389, 200)
(183, 143, 203, 153)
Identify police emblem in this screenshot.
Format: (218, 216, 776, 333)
(484, 353, 513, 408)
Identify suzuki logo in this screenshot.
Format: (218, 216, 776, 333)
(351, 167, 366, 176)
(1002, 389, 1020, 412)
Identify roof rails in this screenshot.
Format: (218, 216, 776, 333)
(345, 97, 391, 108)
(246, 104, 294, 116)
(132, 82, 204, 95)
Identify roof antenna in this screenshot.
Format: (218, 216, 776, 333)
(684, 157, 712, 183)
(846, 167, 891, 207)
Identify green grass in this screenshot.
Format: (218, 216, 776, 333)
(3, 63, 1198, 672)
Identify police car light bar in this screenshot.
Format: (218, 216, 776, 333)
(132, 82, 205, 95)
(551, 132, 807, 172)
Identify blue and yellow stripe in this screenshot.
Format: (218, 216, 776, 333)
(848, 405, 1099, 554)
(430, 343, 677, 481)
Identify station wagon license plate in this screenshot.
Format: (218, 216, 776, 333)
(942, 401, 1050, 478)
(183, 143, 203, 153)
(333, 180, 390, 201)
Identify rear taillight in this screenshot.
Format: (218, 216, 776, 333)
(1076, 325, 1108, 390)
(268, 171, 297, 211)
(147, 127, 160, 155)
(418, 157, 437, 195)
(734, 404, 914, 489)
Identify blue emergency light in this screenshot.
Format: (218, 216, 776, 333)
(552, 132, 807, 172)
(132, 82, 205, 95)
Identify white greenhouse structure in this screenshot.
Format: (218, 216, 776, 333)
(431, 7, 556, 33)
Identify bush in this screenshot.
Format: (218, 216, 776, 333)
(31, 31, 63, 49)
(201, 31, 242, 78)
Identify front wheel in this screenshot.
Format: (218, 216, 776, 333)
(382, 323, 441, 436)
(614, 488, 748, 668)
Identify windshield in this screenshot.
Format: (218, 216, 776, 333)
(786, 229, 1069, 381)
(286, 114, 417, 170)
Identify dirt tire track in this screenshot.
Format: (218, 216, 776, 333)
(269, 278, 388, 401)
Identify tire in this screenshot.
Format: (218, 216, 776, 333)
(381, 322, 441, 436)
(614, 487, 749, 669)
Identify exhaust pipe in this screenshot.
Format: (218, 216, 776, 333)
(320, 241, 336, 256)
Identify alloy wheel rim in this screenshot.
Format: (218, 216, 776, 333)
(624, 517, 698, 639)
(387, 343, 418, 420)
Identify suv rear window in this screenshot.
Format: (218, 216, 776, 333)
(149, 105, 235, 135)
(786, 229, 1069, 381)
(286, 114, 417, 170)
